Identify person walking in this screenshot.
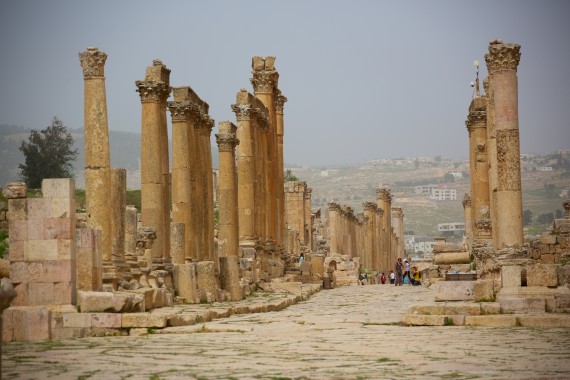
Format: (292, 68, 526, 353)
(389, 271, 395, 285)
(403, 259, 411, 285)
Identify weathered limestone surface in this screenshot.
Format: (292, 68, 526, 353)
(79, 47, 112, 265)
(485, 40, 523, 248)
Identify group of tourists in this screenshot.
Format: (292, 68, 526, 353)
(388, 257, 421, 286)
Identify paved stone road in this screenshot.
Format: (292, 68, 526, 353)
(3, 284, 570, 379)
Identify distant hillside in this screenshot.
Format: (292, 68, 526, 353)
(0, 124, 218, 189)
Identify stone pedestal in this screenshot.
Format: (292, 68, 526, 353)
(195, 261, 217, 303)
(172, 263, 198, 303)
(219, 256, 242, 301)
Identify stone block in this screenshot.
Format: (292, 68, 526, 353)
(122, 313, 167, 328)
(129, 328, 148, 336)
(57, 238, 74, 260)
(518, 315, 570, 328)
(10, 306, 52, 341)
(219, 256, 243, 301)
(50, 197, 73, 219)
(473, 280, 495, 301)
(539, 234, 557, 245)
(500, 298, 545, 314)
(91, 313, 122, 328)
(44, 218, 73, 240)
(8, 240, 24, 261)
(407, 302, 481, 316)
(401, 314, 445, 326)
(127, 288, 153, 311)
(11, 282, 27, 306)
(433, 281, 475, 301)
(54, 282, 76, 305)
(464, 315, 518, 327)
(41, 178, 75, 199)
(173, 263, 198, 303)
(196, 261, 217, 303)
(480, 302, 501, 314)
(26, 198, 50, 220)
(63, 312, 92, 328)
(8, 219, 27, 241)
(539, 254, 556, 264)
(27, 282, 55, 305)
(78, 291, 114, 312)
(26, 218, 44, 240)
(2, 308, 14, 342)
(24, 239, 58, 261)
(7, 198, 27, 220)
(526, 264, 558, 287)
(501, 266, 522, 288)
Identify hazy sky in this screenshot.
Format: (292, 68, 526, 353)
(1, 0, 569, 166)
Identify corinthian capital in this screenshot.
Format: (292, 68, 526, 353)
(462, 194, 472, 208)
(79, 47, 107, 79)
(167, 100, 191, 121)
(362, 202, 377, 212)
(485, 40, 521, 73)
(215, 133, 240, 152)
(328, 202, 341, 212)
(231, 104, 254, 121)
(467, 110, 487, 128)
(274, 90, 287, 112)
(376, 188, 392, 202)
(135, 80, 170, 103)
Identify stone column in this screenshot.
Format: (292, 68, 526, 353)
(216, 121, 240, 258)
(375, 208, 384, 272)
(462, 194, 473, 250)
(136, 60, 171, 269)
(483, 76, 499, 245)
(168, 94, 192, 261)
(203, 114, 216, 262)
(253, 109, 269, 247)
(376, 188, 392, 273)
(328, 203, 341, 254)
(466, 95, 490, 241)
(485, 40, 523, 248)
(251, 56, 279, 247)
(109, 168, 130, 284)
(363, 202, 377, 271)
(304, 188, 312, 249)
(275, 90, 287, 248)
(79, 47, 112, 265)
(392, 207, 405, 259)
(232, 91, 256, 247)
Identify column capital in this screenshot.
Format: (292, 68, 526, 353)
(362, 202, 377, 212)
(274, 90, 287, 113)
(466, 110, 487, 131)
(167, 100, 191, 121)
(136, 227, 157, 250)
(392, 207, 404, 218)
(216, 133, 239, 152)
(304, 188, 312, 199)
(375, 208, 384, 217)
(485, 40, 521, 74)
(136, 80, 170, 103)
(328, 202, 341, 212)
(79, 47, 107, 79)
(376, 188, 392, 202)
(475, 219, 492, 236)
(253, 108, 269, 129)
(251, 56, 279, 94)
(231, 103, 254, 121)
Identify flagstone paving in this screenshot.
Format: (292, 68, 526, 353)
(3, 284, 570, 379)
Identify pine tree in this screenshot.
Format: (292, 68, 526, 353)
(19, 117, 78, 188)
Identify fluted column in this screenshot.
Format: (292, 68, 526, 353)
(216, 121, 240, 260)
(485, 40, 523, 248)
(79, 47, 112, 264)
(168, 95, 192, 262)
(466, 95, 490, 242)
(136, 61, 171, 266)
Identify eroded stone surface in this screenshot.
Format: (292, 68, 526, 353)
(3, 285, 569, 379)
